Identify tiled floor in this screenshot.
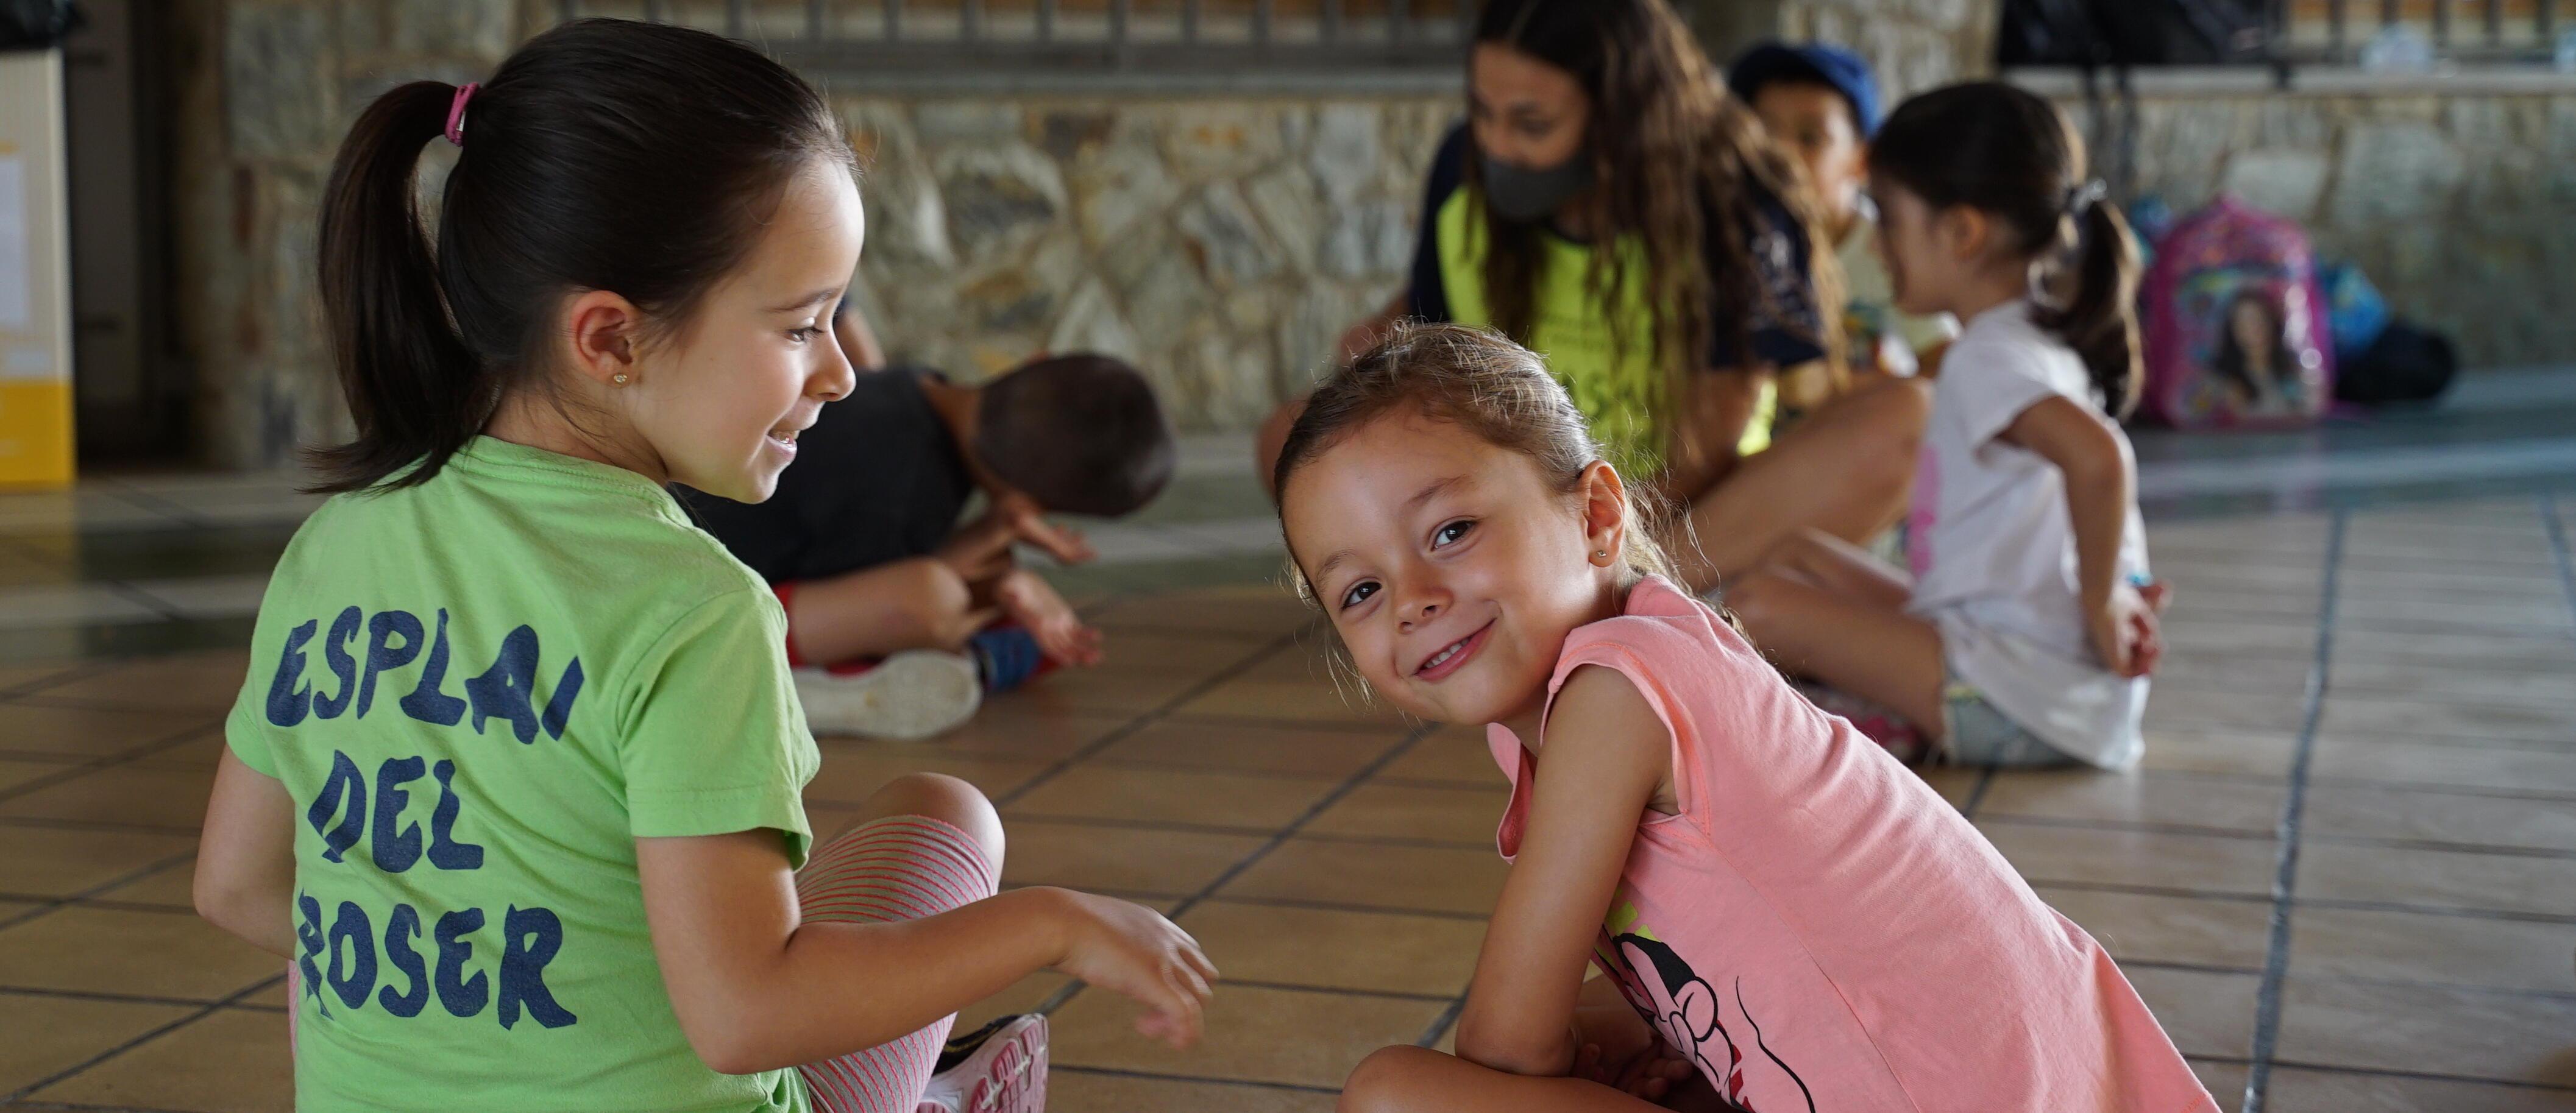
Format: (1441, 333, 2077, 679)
(4, 400, 2576, 1110)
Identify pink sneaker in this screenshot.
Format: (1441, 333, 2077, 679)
(919, 1014, 1047, 1113)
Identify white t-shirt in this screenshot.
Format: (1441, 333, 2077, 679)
(1905, 302, 2151, 769)
(1838, 206, 1958, 372)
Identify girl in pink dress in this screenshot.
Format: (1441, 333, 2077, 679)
(1275, 323, 2216, 1112)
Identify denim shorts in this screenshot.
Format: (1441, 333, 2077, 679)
(1939, 680, 2078, 768)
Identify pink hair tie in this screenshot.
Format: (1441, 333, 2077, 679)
(444, 82, 480, 147)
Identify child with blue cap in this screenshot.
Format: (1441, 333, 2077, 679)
(1730, 42, 1957, 386)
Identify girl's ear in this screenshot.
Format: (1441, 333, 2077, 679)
(1938, 203, 1989, 265)
(1577, 461, 1628, 567)
(561, 289, 645, 389)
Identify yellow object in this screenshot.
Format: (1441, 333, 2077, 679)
(0, 50, 76, 489)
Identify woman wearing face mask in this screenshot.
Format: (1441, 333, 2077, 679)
(1257, 0, 1929, 592)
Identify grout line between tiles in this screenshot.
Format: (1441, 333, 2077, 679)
(1205, 978, 1456, 1003)
(0, 984, 258, 1011)
(1035, 721, 1436, 1020)
(1414, 994, 1467, 1049)
(2258, 1058, 2576, 1094)
(0, 971, 286, 1105)
(0, 722, 223, 810)
(2546, 493, 2576, 634)
(1959, 765, 1999, 819)
(1046, 1064, 1341, 1095)
(992, 628, 1314, 811)
(0, 853, 199, 934)
(2241, 511, 2341, 1113)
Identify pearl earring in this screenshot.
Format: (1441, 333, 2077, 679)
(1594, 549, 1609, 562)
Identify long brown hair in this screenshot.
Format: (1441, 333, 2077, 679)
(1870, 82, 2143, 415)
(313, 19, 853, 493)
(1467, 0, 1844, 430)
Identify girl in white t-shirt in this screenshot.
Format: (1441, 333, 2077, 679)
(1727, 82, 2168, 769)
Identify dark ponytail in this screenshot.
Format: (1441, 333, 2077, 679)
(1870, 82, 2143, 417)
(311, 19, 854, 493)
(314, 82, 492, 492)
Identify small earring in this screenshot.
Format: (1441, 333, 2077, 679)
(611, 372, 630, 385)
(1593, 549, 1609, 563)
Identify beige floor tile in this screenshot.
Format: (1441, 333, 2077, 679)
(2037, 887, 2273, 970)
(2160, 621, 2318, 662)
(2296, 841, 2576, 918)
(2311, 736, 2576, 796)
(1221, 838, 1508, 916)
(1975, 772, 2284, 836)
(1177, 899, 1484, 997)
(0, 702, 215, 760)
(2331, 660, 2576, 710)
(127, 730, 227, 768)
(1100, 719, 1407, 780)
(2273, 977, 2576, 1085)
(32, 1007, 290, 1113)
(1377, 723, 1506, 785)
(1090, 587, 1316, 639)
(2140, 688, 2312, 734)
(30, 650, 253, 713)
(2288, 905, 2576, 994)
(1048, 1072, 1338, 1113)
(0, 755, 83, 792)
(903, 706, 1130, 761)
(0, 763, 216, 829)
(2340, 551, 2563, 581)
(2123, 966, 2258, 1060)
(2148, 653, 2315, 697)
(2336, 595, 2576, 635)
(2302, 784, 2576, 853)
(955, 971, 1071, 1035)
(0, 906, 278, 999)
(0, 824, 196, 896)
(802, 749, 1051, 807)
(1001, 821, 1268, 896)
(1304, 782, 1504, 846)
(0, 662, 82, 691)
(1920, 766, 1981, 808)
(2190, 1059, 2248, 1112)
(2136, 728, 2299, 779)
(90, 858, 196, 908)
(2332, 629, 2576, 675)
(1009, 766, 1342, 832)
(1176, 674, 1412, 727)
(0, 991, 195, 1093)
(1049, 981, 1443, 1089)
(2316, 694, 2575, 747)
(1977, 822, 2277, 897)
(2262, 1065, 2576, 1112)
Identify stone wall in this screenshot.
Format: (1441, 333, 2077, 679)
(2040, 81, 2576, 369)
(837, 96, 1450, 431)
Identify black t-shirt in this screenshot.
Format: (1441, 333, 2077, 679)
(1405, 124, 1827, 370)
(678, 367, 976, 585)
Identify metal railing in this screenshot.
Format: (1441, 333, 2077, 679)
(2280, 0, 2567, 65)
(556, 1, 1479, 77)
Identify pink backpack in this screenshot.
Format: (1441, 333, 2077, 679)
(2140, 196, 2334, 428)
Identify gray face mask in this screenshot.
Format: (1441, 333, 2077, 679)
(1480, 148, 1594, 224)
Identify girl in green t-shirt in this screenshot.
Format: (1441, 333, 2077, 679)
(195, 19, 1209, 1113)
(1259, 0, 1933, 591)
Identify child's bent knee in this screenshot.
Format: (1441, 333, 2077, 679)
(1339, 1045, 1446, 1113)
(859, 772, 1005, 869)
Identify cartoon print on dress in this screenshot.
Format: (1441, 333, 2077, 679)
(1595, 916, 1815, 1112)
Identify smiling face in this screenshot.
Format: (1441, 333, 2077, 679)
(1280, 409, 1625, 728)
(1469, 43, 1590, 172)
(623, 162, 865, 502)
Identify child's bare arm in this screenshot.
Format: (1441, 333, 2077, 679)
(1455, 665, 1670, 1078)
(196, 750, 299, 958)
(639, 832, 1213, 1075)
(2001, 396, 2156, 676)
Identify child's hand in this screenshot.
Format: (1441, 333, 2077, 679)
(1045, 889, 1216, 1050)
(1572, 1035, 1697, 1103)
(993, 492, 1095, 566)
(995, 570, 1103, 667)
(2089, 583, 2164, 679)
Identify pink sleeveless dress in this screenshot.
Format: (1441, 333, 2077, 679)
(1485, 578, 2217, 1112)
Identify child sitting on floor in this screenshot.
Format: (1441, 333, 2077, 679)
(1730, 41, 1956, 389)
(680, 350, 1175, 740)
(194, 21, 1212, 1112)
(1730, 82, 2166, 771)
(1277, 323, 2213, 1112)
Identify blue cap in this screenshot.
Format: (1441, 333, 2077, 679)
(1726, 41, 1882, 140)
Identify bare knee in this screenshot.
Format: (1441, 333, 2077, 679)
(859, 772, 1006, 872)
(893, 560, 979, 650)
(1850, 377, 1931, 490)
(1722, 571, 1789, 640)
(1339, 1045, 1449, 1113)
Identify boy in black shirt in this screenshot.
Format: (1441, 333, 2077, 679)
(682, 351, 1175, 739)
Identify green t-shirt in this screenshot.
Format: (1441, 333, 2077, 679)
(226, 437, 819, 1112)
